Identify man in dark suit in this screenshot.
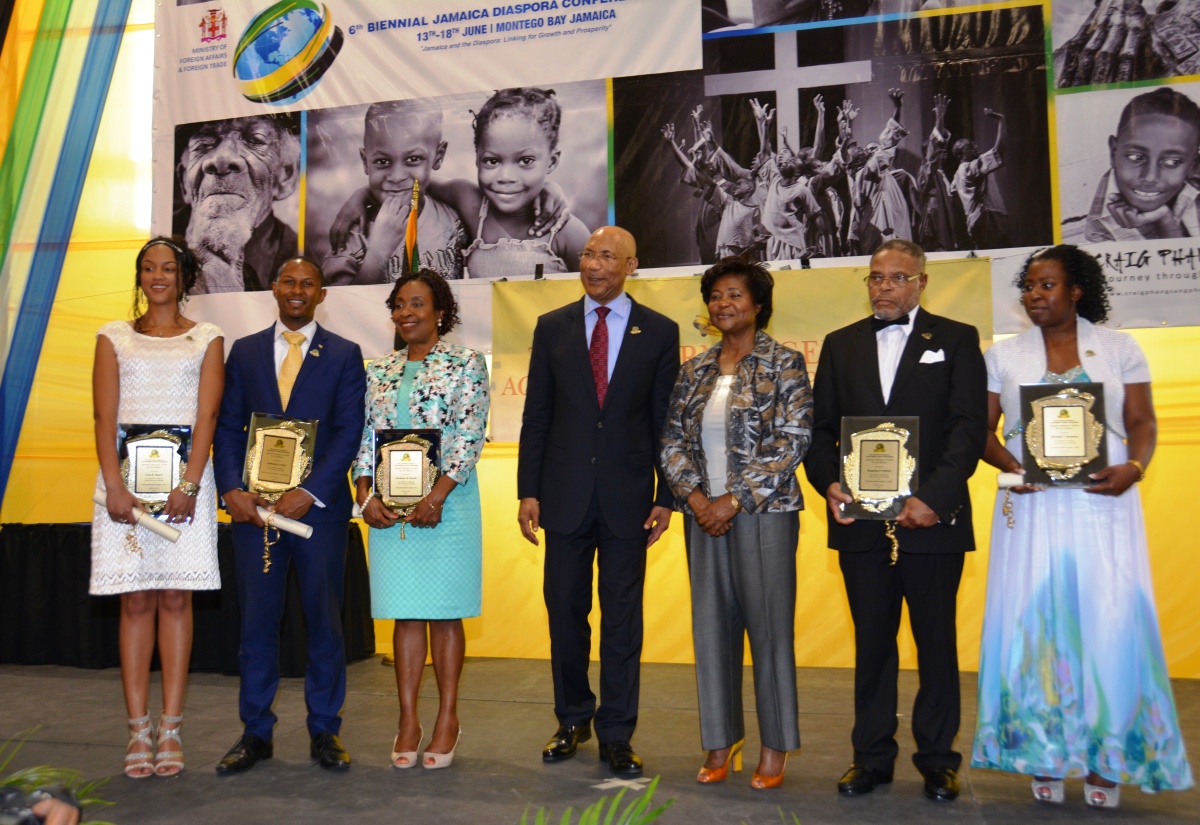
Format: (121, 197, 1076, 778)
(212, 257, 366, 773)
(805, 239, 987, 801)
(517, 226, 680, 776)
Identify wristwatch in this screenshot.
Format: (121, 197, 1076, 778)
(729, 494, 743, 513)
(176, 480, 200, 497)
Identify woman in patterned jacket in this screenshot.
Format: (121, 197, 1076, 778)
(660, 256, 813, 790)
(353, 269, 489, 771)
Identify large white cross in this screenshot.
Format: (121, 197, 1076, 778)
(591, 776, 652, 792)
(705, 31, 872, 146)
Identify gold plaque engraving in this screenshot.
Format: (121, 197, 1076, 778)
(247, 422, 313, 500)
(376, 434, 438, 514)
(1026, 387, 1103, 482)
(120, 429, 188, 513)
(843, 423, 916, 514)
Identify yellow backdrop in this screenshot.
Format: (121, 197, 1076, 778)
(2, 0, 1197, 679)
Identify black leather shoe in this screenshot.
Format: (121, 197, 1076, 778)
(310, 732, 351, 770)
(599, 741, 643, 777)
(923, 767, 959, 801)
(215, 733, 273, 775)
(837, 763, 893, 795)
(542, 724, 591, 762)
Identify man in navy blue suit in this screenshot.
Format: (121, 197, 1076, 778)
(517, 226, 680, 777)
(212, 257, 366, 773)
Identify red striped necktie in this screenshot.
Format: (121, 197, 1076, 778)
(590, 306, 610, 406)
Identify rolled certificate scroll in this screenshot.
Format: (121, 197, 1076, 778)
(256, 506, 313, 539)
(92, 489, 182, 542)
(997, 472, 1025, 488)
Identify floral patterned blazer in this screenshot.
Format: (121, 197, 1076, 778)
(660, 329, 813, 514)
(353, 340, 490, 486)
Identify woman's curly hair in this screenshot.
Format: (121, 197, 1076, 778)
(1015, 245, 1112, 324)
(386, 268, 461, 335)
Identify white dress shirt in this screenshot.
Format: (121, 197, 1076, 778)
(876, 305, 918, 404)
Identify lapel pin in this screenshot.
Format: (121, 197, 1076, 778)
(311, 349, 320, 357)
(630, 326, 642, 335)
(1085, 350, 1095, 357)
(921, 332, 932, 339)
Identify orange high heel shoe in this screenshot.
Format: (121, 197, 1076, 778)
(697, 739, 744, 783)
(750, 752, 788, 790)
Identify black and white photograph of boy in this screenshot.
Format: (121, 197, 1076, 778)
(1058, 82, 1200, 243)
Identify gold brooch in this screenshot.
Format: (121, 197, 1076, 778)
(630, 326, 642, 335)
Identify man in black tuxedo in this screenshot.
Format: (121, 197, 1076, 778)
(805, 239, 987, 801)
(517, 226, 680, 776)
(212, 257, 366, 773)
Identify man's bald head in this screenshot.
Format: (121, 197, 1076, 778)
(579, 225, 638, 306)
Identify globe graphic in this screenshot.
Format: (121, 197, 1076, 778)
(234, 2, 342, 105)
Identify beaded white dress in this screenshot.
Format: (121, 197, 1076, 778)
(90, 320, 223, 595)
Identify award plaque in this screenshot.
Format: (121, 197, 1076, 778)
(243, 413, 318, 500)
(1020, 383, 1107, 487)
(840, 417, 920, 521)
(373, 429, 440, 529)
(117, 424, 192, 515)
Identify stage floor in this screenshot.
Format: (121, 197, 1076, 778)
(1, 658, 1195, 824)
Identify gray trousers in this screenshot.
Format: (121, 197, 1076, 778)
(685, 510, 801, 752)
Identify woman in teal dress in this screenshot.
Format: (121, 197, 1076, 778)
(353, 269, 489, 771)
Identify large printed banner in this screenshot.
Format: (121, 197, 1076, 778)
(151, 0, 1200, 344)
(152, 0, 699, 307)
(490, 258, 992, 441)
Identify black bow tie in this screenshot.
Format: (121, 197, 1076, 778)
(871, 314, 909, 332)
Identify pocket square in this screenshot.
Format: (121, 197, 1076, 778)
(919, 349, 945, 364)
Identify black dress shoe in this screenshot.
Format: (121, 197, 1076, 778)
(923, 767, 959, 801)
(310, 732, 351, 770)
(542, 724, 591, 762)
(599, 741, 643, 777)
(215, 733, 273, 775)
(837, 763, 893, 795)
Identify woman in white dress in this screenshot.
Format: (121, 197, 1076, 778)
(971, 245, 1193, 807)
(92, 237, 224, 778)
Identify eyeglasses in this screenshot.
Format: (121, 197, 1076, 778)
(863, 274, 917, 287)
(580, 250, 627, 265)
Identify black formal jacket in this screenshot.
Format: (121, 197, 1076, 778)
(805, 308, 987, 554)
(518, 295, 680, 539)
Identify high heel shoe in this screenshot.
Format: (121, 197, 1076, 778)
(391, 725, 424, 769)
(423, 728, 461, 770)
(697, 739, 744, 783)
(1031, 776, 1064, 804)
(154, 713, 184, 777)
(750, 752, 788, 790)
(1085, 779, 1121, 809)
(124, 714, 154, 779)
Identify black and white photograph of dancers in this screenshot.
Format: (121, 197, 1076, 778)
(614, 5, 1053, 268)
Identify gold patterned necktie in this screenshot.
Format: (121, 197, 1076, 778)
(278, 331, 306, 408)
